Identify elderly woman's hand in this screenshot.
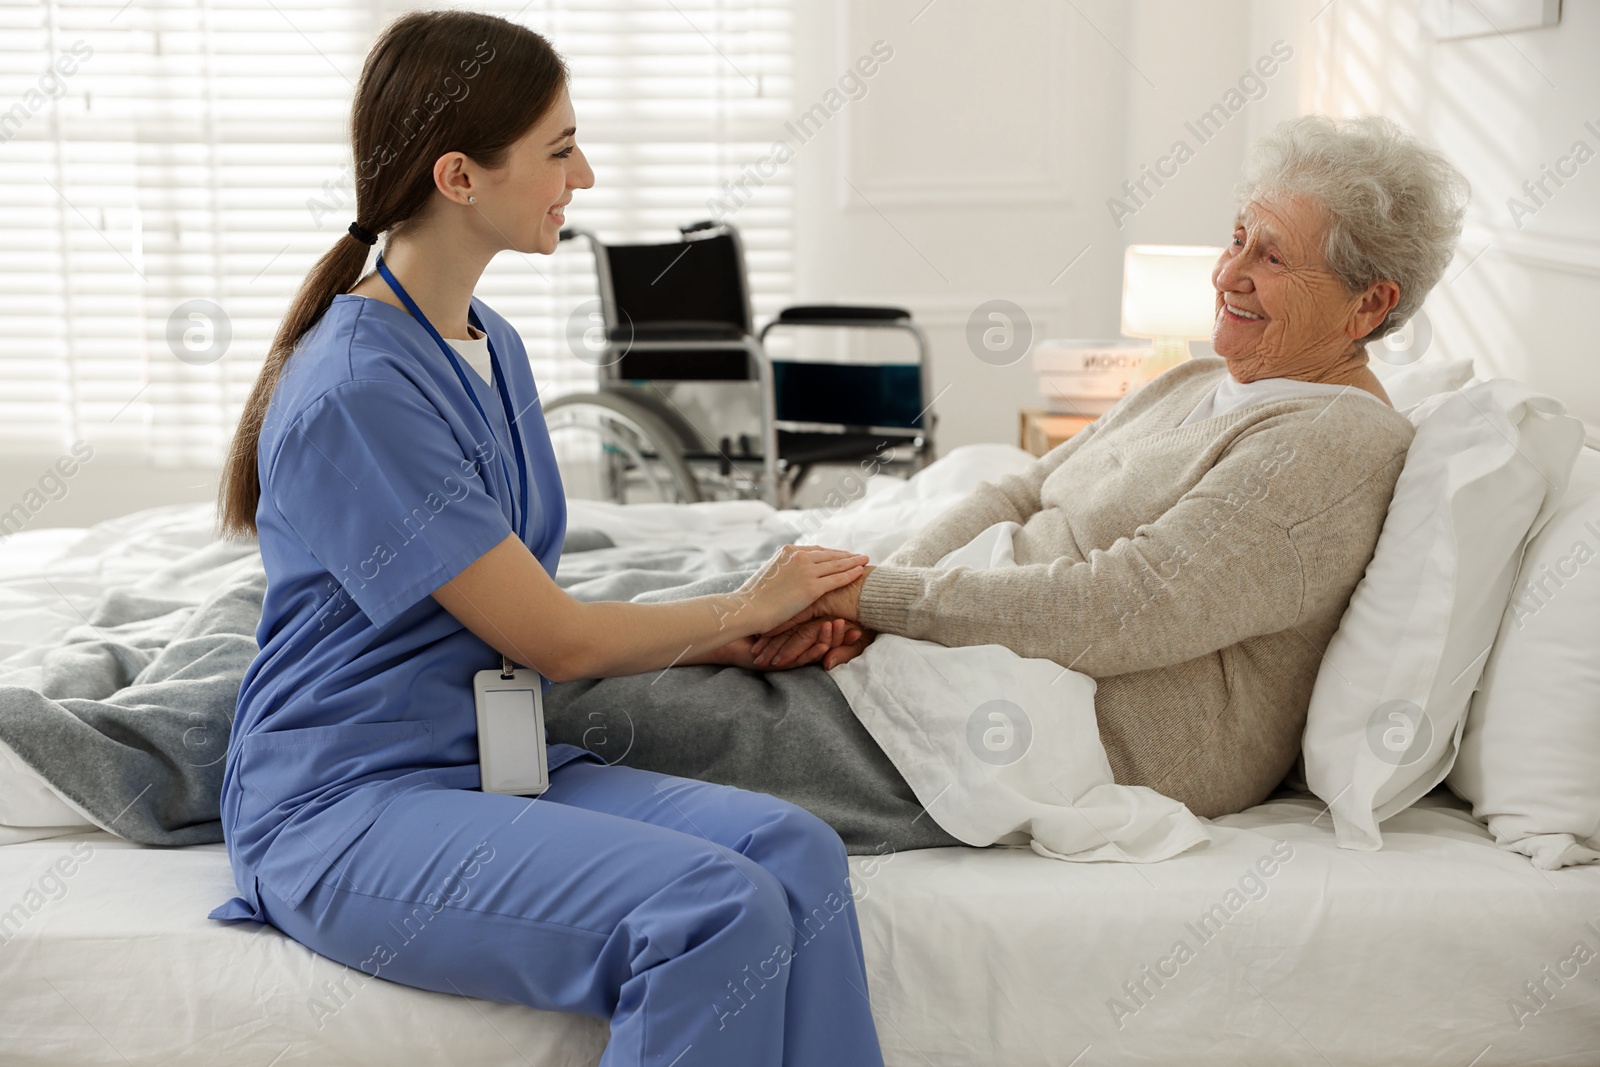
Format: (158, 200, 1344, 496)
(751, 615, 875, 670)
(695, 618, 861, 670)
(819, 627, 874, 670)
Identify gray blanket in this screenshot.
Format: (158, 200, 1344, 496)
(0, 540, 265, 845)
(0, 526, 782, 847)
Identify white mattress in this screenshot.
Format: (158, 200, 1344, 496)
(3, 791, 1598, 1066)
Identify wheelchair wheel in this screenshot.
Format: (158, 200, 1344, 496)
(543, 391, 703, 504)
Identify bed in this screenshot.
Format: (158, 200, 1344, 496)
(3, 438, 1599, 1066)
(5, 790, 1598, 1067)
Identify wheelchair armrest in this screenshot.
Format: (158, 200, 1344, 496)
(773, 304, 911, 324)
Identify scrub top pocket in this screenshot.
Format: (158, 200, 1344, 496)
(239, 718, 437, 795)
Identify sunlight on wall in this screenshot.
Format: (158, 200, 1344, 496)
(1300, 0, 1600, 432)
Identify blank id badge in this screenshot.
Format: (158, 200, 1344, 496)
(473, 662, 550, 796)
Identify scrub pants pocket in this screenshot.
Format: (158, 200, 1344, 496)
(254, 758, 885, 1067)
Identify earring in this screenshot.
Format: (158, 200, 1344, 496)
(467, 196, 476, 204)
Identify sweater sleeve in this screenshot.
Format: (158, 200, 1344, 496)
(859, 425, 1342, 677)
(881, 419, 1102, 567)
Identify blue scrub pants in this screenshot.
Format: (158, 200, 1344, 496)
(254, 757, 886, 1067)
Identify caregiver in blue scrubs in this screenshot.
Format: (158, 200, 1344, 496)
(207, 11, 884, 1066)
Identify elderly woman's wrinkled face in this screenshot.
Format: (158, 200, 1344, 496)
(1210, 193, 1368, 382)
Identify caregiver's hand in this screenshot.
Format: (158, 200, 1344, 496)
(435, 536, 866, 683)
(731, 545, 870, 635)
(759, 566, 873, 641)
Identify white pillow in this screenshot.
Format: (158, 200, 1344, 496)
(1447, 446, 1600, 868)
(0, 736, 95, 844)
(1300, 379, 1586, 850)
(1369, 355, 1475, 411)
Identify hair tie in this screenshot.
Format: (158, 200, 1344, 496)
(347, 221, 377, 246)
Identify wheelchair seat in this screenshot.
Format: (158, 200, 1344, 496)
(773, 305, 912, 324)
(546, 221, 935, 506)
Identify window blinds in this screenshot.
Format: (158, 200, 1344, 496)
(0, 0, 793, 467)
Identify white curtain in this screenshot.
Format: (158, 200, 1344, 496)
(0, 0, 793, 466)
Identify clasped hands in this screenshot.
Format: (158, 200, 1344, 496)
(716, 564, 877, 672)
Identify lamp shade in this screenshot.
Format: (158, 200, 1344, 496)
(1120, 244, 1224, 340)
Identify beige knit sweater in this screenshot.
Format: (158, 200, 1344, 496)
(858, 356, 1415, 818)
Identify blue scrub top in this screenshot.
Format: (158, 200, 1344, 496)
(209, 293, 597, 923)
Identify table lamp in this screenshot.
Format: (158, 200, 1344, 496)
(1120, 245, 1223, 378)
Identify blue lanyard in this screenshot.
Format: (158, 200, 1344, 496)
(374, 254, 529, 543)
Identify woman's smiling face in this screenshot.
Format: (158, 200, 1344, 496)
(480, 84, 594, 255)
(1210, 192, 1376, 382)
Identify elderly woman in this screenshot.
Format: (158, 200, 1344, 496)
(544, 114, 1470, 846)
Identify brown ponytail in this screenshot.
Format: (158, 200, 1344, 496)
(216, 10, 568, 538)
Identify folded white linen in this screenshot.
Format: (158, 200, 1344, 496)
(828, 519, 1212, 863)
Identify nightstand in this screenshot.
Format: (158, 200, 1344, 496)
(1019, 408, 1095, 458)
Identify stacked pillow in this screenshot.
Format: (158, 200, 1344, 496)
(1299, 379, 1586, 851)
(0, 736, 95, 844)
(1368, 355, 1474, 410)
(1447, 446, 1600, 868)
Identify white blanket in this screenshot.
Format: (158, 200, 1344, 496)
(778, 447, 1213, 863)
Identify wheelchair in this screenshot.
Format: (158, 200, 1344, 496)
(544, 220, 935, 508)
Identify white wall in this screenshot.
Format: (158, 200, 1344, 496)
(780, 0, 1600, 458)
(0, 457, 217, 532)
(705, 0, 1600, 519)
(10, 0, 1594, 529)
(1294, 0, 1600, 435)
(785, 0, 1275, 457)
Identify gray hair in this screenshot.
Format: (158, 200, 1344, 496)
(1236, 115, 1470, 340)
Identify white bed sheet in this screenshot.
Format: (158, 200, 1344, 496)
(2, 790, 1597, 1067)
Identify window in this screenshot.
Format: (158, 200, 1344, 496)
(0, 0, 793, 466)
